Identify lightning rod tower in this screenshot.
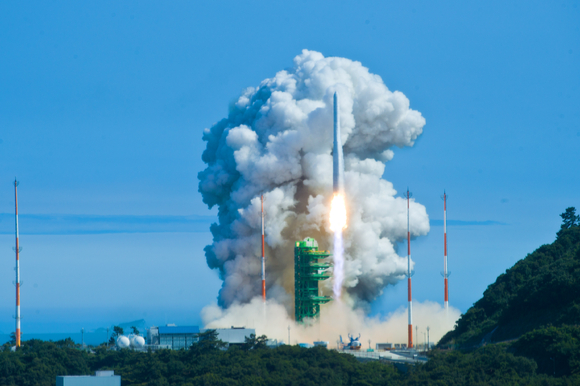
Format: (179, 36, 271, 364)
(261, 195, 266, 303)
(14, 179, 21, 348)
(406, 188, 413, 349)
(441, 191, 450, 313)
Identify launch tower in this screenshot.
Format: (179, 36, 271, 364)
(294, 238, 332, 322)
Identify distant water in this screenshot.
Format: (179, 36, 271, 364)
(0, 332, 110, 346)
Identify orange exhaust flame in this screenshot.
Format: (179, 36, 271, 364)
(329, 194, 347, 232)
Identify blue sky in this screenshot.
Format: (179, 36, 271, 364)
(0, 1, 578, 334)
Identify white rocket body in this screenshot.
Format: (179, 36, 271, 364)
(333, 92, 345, 195)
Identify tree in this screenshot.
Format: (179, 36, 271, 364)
(560, 207, 579, 231)
(131, 326, 140, 336)
(194, 329, 227, 351)
(242, 333, 268, 350)
(109, 326, 124, 345)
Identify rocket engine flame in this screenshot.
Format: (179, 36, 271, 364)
(329, 194, 347, 232)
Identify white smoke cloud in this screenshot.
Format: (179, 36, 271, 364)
(202, 299, 460, 346)
(198, 49, 429, 311)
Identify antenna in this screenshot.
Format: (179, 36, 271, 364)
(415, 325, 418, 350)
(14, 179, 21, 348)
(441, 192, 450, 314)
(406, 188, 413, 349)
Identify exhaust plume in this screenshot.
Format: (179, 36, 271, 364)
(203, 298, 460, 346)
(198, 50, 429, 312)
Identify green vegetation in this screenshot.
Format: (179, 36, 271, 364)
(439, 207, 580, 347)
(109, 326, 124, 345)
(1, 335, 577, 385)
(0, 333, 401, 386)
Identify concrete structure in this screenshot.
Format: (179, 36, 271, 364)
(376, 343, 393, 351)
(340, 349, 428, 366)
(147, 326, 160, 345)
(56, 371, 120, 386)
(215, 327, 255, 347)
(294, 238, 331, 322)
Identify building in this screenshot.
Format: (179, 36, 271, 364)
(376, 343, 393, 351)
(145, 325, 256, 350)
(147, 325, 200, 350)
(56, 371, 120, 386)
(215, 327, 255, 347)
(294, 238, 332, 322)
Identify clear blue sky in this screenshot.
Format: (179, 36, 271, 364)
(0, 1, 578, 333)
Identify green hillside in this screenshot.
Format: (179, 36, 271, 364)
(439, 208, 580, 348)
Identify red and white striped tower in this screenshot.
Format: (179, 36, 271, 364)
(442, 191, 449, 312)
(406, 188, 413, 349)
(14, 179, 21, 348)
(261, 195, 266, 302)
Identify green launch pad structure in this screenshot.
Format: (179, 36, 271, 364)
(294, 238, 332, 323)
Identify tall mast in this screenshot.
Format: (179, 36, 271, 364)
(261, 195, 266, 302)
(443, 191, 449, 312)
(407, 188, 413, 349)
(14, 179, 21, 348)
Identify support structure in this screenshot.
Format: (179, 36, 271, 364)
(441, 191, 450, 312)
(406, 188, 413, 349)
(294, 238, 331, 323)
(261, 195, 266, 302)
(14, 179, 21, 348)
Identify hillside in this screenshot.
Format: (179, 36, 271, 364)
(439, 208, 580, 348)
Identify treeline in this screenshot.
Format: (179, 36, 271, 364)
(440, 208, 580, 347)
(1, 331, 579, 386)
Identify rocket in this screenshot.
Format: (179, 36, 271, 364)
(333, 92, 345, 194)
(331, 92, 347, 298)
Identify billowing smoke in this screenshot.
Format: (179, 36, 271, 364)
(203, 298, 460, 346)
(198, 50, 430, 313)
